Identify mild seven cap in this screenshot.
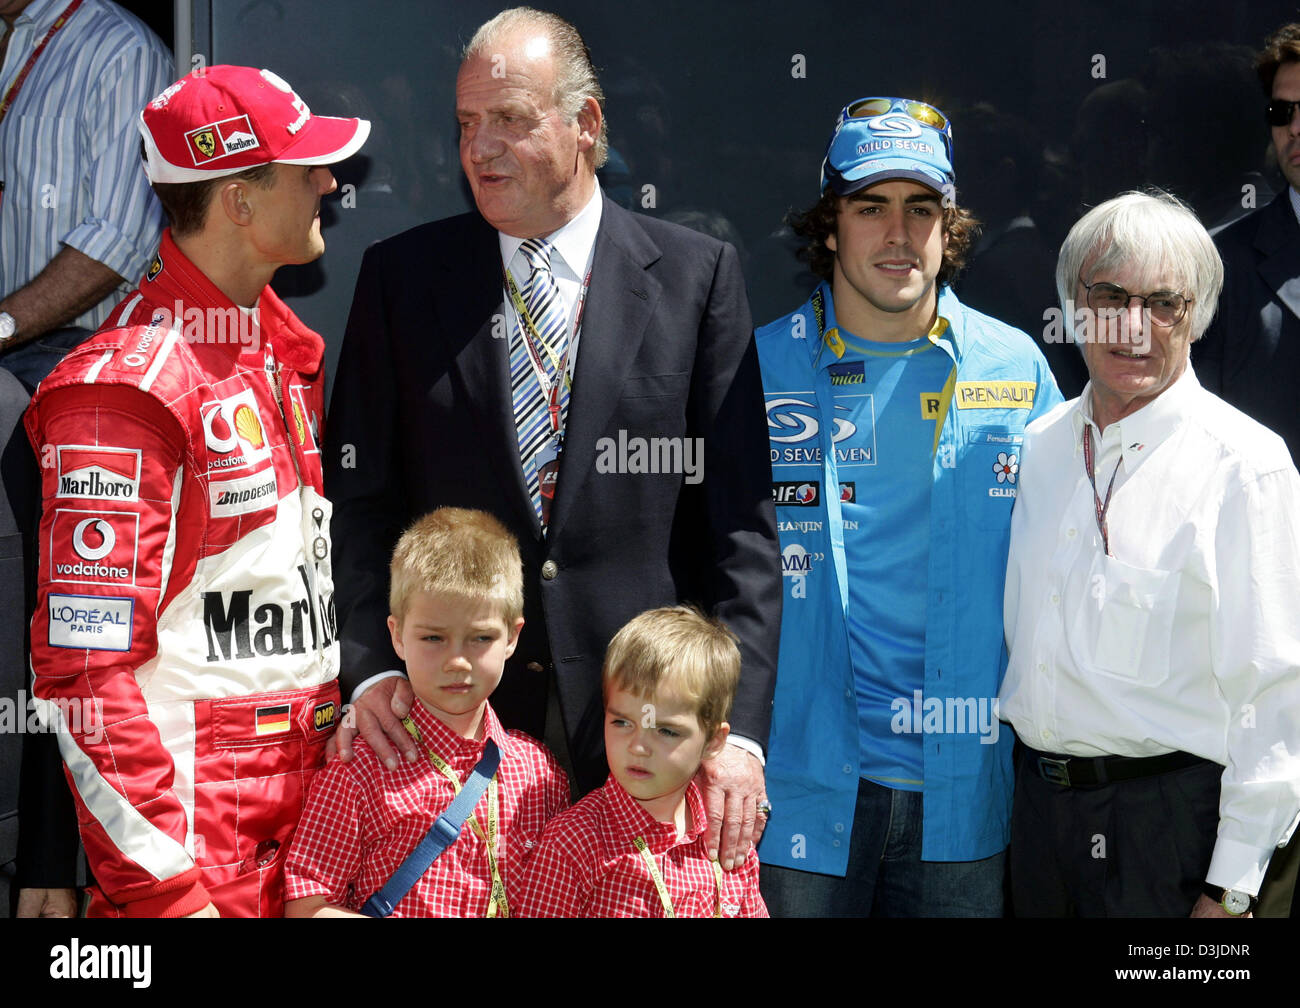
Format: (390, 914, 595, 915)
(140, 66, 370, 183)
(820, 96, 954, 196)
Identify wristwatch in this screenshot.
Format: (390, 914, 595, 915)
(0, 311, 15, 346)
(1203, 884, 1256, 916)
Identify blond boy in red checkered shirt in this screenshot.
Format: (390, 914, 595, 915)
(283, 508, 568, 917)
(516, 606, 768, 917)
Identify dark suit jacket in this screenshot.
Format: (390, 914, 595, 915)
(0, 368, 78, 914)
(325, 197, 781, 792)
(1195, 189, 1300, 464)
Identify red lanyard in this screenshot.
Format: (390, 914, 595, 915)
(1081, 425, 1122, 556)
(0, 0, 83, 123)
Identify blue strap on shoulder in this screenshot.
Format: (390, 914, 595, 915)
(360, 739, 501, 918)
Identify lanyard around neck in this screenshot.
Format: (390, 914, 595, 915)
(1081, 424, 1122, 556)
(0, 0, 83, 124)
(401, 715, 509, 918)
(632, 834, 726, 917)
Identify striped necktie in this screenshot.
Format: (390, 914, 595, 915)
(509, 238, 569, 525)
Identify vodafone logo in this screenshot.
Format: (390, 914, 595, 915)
(201, 390, 271, 471)
(202, 401, 239, 452)
(73, 519, 115, 560)
(50, 509, 139, 585)
(864, 112, 923, 139)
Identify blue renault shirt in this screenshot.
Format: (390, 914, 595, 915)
(756, 282, 1063, 873)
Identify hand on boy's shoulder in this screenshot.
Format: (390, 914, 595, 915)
(697, 745, 767, 871)
(328, 676, 418, 770)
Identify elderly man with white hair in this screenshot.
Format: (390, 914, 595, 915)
(1001, 190, 1300, 917)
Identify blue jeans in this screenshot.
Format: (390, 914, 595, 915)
(760, 777, 1006, 917)
(1, 326, 92, 392)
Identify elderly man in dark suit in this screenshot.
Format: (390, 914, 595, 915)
(326, 7, 780, 868)
(1196, 23, 1300, 466)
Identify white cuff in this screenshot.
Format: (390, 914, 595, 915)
(349, 669, 406, 706)
(726, 734, 765, 767)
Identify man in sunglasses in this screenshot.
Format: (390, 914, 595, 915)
(1197, 22, 1300, 469)
(754, 97, 1061, 916)
(1191, 21, 1300, 917)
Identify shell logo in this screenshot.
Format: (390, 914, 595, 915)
(234, 404, 264, 448)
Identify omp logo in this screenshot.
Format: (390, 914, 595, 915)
(56, 446, 141, 501)
(766, 396, 857, 444)
(864, 112, 922, 139)
(313, 700, 337, 732)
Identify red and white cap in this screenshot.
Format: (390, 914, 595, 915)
(139, 65, 370, 183)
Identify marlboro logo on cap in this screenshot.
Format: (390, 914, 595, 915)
(140, 66, 370, 183)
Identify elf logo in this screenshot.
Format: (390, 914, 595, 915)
(772, 481, 819, 506)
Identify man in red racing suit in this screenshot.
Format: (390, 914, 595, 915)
(24, 66, 368, 917)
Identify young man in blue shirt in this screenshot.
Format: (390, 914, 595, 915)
(755, 97, 1062, 916)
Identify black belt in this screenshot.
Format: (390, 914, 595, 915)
(1025, 746, 1211, 788)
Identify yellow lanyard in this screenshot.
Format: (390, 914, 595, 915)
(632, 835, 726, 918)
(401, 717, 508, 918)
(504, 268, 574, 395)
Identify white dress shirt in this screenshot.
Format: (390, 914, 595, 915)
(498, 184, 604, 379)
(1001, 366, 1300, 893)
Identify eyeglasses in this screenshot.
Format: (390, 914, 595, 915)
(1266, 99, 1300, 127)
(1080, 279, 1192, 327)
(843, 97, 951, 133)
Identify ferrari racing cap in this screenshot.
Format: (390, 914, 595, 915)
(140, 65, 370, 183)
(820, 96, 954, 196)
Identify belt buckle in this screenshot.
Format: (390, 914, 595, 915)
(1037, 756, 1071, 787)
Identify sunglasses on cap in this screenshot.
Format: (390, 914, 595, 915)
(842, 97, 952, 134)
(1266, 98, 1300, 127)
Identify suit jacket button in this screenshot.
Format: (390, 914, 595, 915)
(541, 560, 558, 580)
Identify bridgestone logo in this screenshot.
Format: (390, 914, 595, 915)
(215, 484, 274, 506)
(208, 471, 278, 517)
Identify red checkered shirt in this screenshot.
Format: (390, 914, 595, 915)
(284, 700, 568, 916)
(515, 775, 768, 917)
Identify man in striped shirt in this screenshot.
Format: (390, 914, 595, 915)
(0, 0, 172, 388)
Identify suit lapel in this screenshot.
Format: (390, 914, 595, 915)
(1256, 190, 1300, 327)
(443, 216, 540, 536)
(548, 200, 663, 542)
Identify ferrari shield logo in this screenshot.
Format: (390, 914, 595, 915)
(192, 129, 216, 159)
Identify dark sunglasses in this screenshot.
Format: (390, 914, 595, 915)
(1266, 99, 1300, 127)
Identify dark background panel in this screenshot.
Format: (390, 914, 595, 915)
(121, 1, 1300, 386)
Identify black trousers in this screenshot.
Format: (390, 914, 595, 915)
(1010, 745, 1221, 917)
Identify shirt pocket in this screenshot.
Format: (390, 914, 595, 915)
(959, 424, 1024, 530)
(1067, 551, 1181, 687)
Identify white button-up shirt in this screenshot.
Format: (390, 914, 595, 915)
(1001, 366, 1300, 893)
